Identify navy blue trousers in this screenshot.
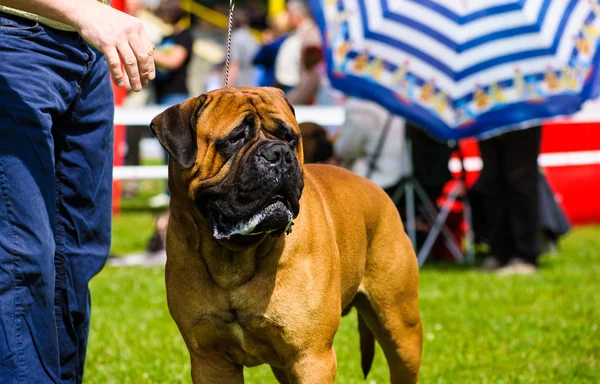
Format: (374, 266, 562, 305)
(0, 13, 113, 383)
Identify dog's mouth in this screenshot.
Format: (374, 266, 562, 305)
(208, 195, 294, 240)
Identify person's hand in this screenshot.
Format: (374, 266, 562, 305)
(71, 1, 156, 91)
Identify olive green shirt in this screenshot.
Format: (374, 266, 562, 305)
(0, 0, 109, 32)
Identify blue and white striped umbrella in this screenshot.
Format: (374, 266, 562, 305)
(308, 0, 600, 141)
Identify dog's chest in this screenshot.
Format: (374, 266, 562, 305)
(192, 307, 288, 367)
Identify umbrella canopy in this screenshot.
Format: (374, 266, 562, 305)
(308, 0, 600, 141)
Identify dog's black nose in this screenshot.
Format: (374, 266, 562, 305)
(258, 142, 293, 165)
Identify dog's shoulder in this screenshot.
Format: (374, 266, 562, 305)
(302, 164, 394, 220)
(304, 163, 386, 197)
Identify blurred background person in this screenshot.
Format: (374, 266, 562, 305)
(253, 11, 290, 87)
(150, 0, 195, 208)
(286, 45, 323, 105)
(274, 0, 322, 95)
(334, 97, 408, 202)
(470, 164, 571, 264)
(153, 0, 194, 106)
(122, 0, 168, 198)
(222, 9, 259, 87)
(244, 0, 269, 31)
(477, 125, 542, 275)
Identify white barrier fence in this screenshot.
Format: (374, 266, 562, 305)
(113, 105, 600, 181)
(115, 105, 346, 127)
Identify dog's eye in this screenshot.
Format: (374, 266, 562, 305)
(285, 132, 298, 147)
(277, 129, 297, 147)
(228, 127, 247, 145)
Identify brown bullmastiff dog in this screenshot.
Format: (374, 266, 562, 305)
(150, 87, 422, 383)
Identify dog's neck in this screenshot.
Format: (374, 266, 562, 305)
(170, 196, 286, 289)
(201, 233, 285, 288)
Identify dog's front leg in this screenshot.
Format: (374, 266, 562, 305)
(190, 353, 244, 384)
(286, 348, 337, 384)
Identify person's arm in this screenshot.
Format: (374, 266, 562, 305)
(0, 0, 155, 91)
(153, 28, 192, 70)
(153, 46, 188, 70)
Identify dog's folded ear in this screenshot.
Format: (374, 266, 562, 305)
(150, 95, 207, 169)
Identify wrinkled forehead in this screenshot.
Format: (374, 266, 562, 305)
(197, 87, 298, 138)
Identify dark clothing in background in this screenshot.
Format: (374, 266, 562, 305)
(538, 171, 571, 240)
(385, 123, 455, 259)
(405, 122, 454, 200)
(477, 126, 542, 265)
(470, 169, 571, 250)
(154, 28, 194, 101)
(253, 35, 287, 87)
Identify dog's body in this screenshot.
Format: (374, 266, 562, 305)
(151, 87, 422, 383)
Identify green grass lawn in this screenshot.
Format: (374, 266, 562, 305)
(88, 203, 600, 382)
(110, 179, 166, 255)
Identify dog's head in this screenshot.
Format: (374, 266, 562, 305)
(150, 87, 304, 247)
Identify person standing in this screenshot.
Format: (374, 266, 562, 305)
(0, 0, 154, 382)
(334, 97, 408, 194)
(149, 0, 194, 208)
(153, 0, 194, 106)
(477, 125, 542, 275)
(274, 0, 321, 94)
(253, 11, 290, 87)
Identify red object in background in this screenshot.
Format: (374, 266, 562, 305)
(112, 94, 126, 217)
(452, 121, 600, 227)
(433, 180, 466, 261)
(539, 121, 600, 225)
(111, 0, 127, 216)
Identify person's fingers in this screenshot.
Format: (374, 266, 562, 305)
(104, 45, 124, 87)
(138, 29, 156, 82)
(117, 40, 141, 91)
(127, 28, 153, 87)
